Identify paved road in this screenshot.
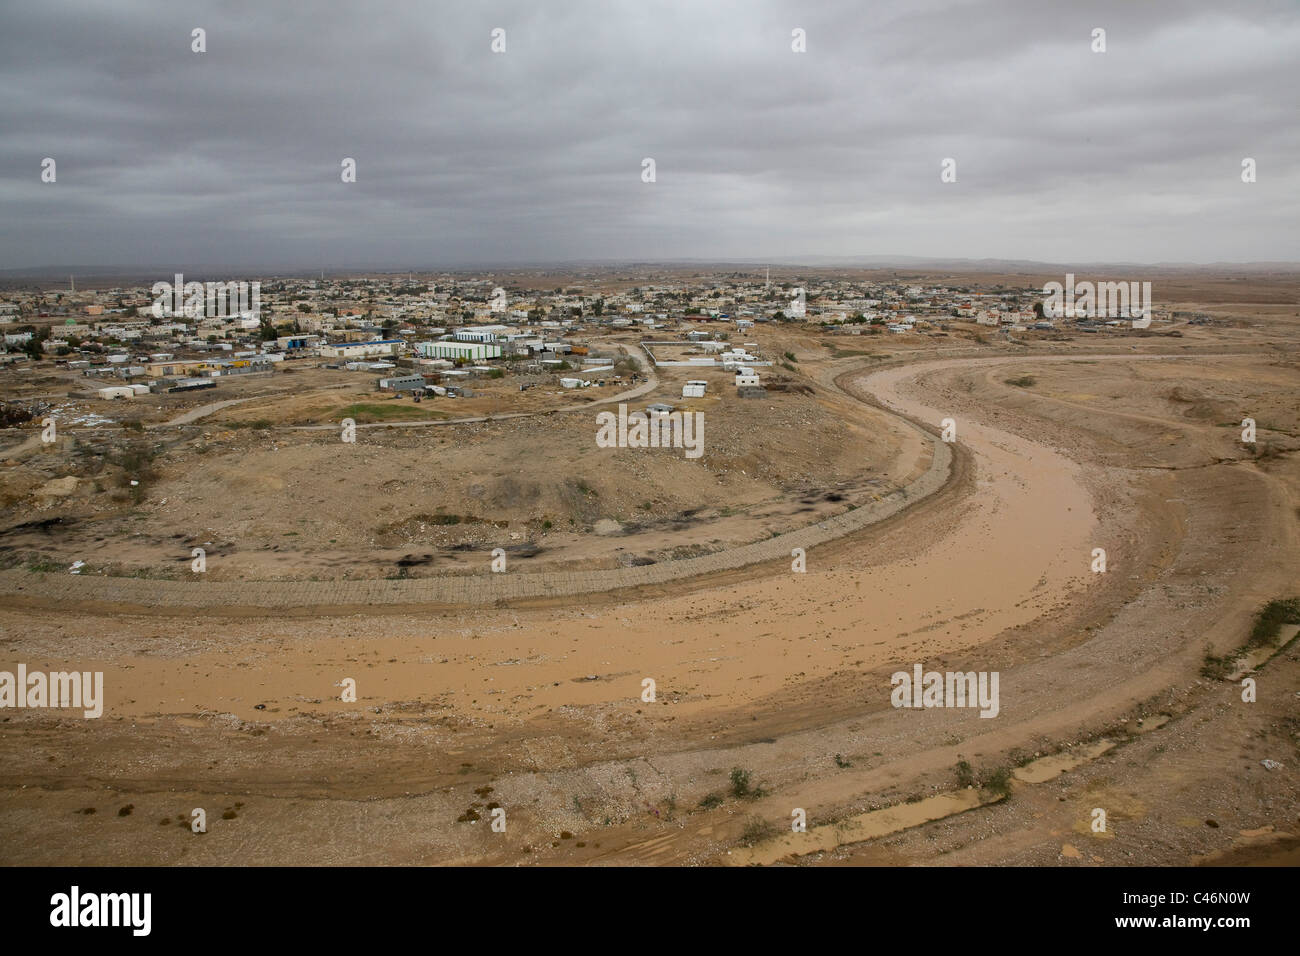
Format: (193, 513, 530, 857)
(153, 397, 256, 427)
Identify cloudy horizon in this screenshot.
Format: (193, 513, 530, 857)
(3, 0, 1298, 271)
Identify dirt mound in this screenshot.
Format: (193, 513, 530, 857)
(1165, 385, 1233, 421)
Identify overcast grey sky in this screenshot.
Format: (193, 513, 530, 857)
(2, 0, 1297, 270)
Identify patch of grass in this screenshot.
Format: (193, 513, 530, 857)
(1200, 649, 1236, 680)
(954, 760, 976, 788)
(1250, 441, 1285, 461)
(729, 767, 764, 799)
(106, 441, 160, 502)
(739, 816, 778, 847)
(1202, 596, 1300, 679)
(122, 566, 160, 579)
(1004, 375, 1036, 388)
(834, 753, 852, 769)
(729, 769, 751, 797)
(982, 767, 1013, 799)
(333, 402, 445, 423)
(698, 793, 723, 810)
(1246, 597, 1300, 648)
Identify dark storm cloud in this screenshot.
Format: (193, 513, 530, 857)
(1, 0, 1296, 269)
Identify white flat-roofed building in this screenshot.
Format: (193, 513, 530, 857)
(319, 339, 404, 359)
(453, 324, 510, 343)
(682, 381, 707, 398)
(416, 341, 502, 361)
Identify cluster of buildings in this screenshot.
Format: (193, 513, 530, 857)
(0, 271, 1167, 395)
(812, 281, 1166, 335)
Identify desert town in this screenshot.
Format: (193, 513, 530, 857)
(0, 264, 1296, 867)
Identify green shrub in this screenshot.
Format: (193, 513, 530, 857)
(739, 817, 778, 846)
(0, 403, 35, 428)
(728, 768, 764, 799)
(1245, 597, 1300, 649)
(1201, 597, 1300, 679)
(982, 767, 1013, 798)
(1200, 650, 1234, 680)
(955, 760, 975, 788)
